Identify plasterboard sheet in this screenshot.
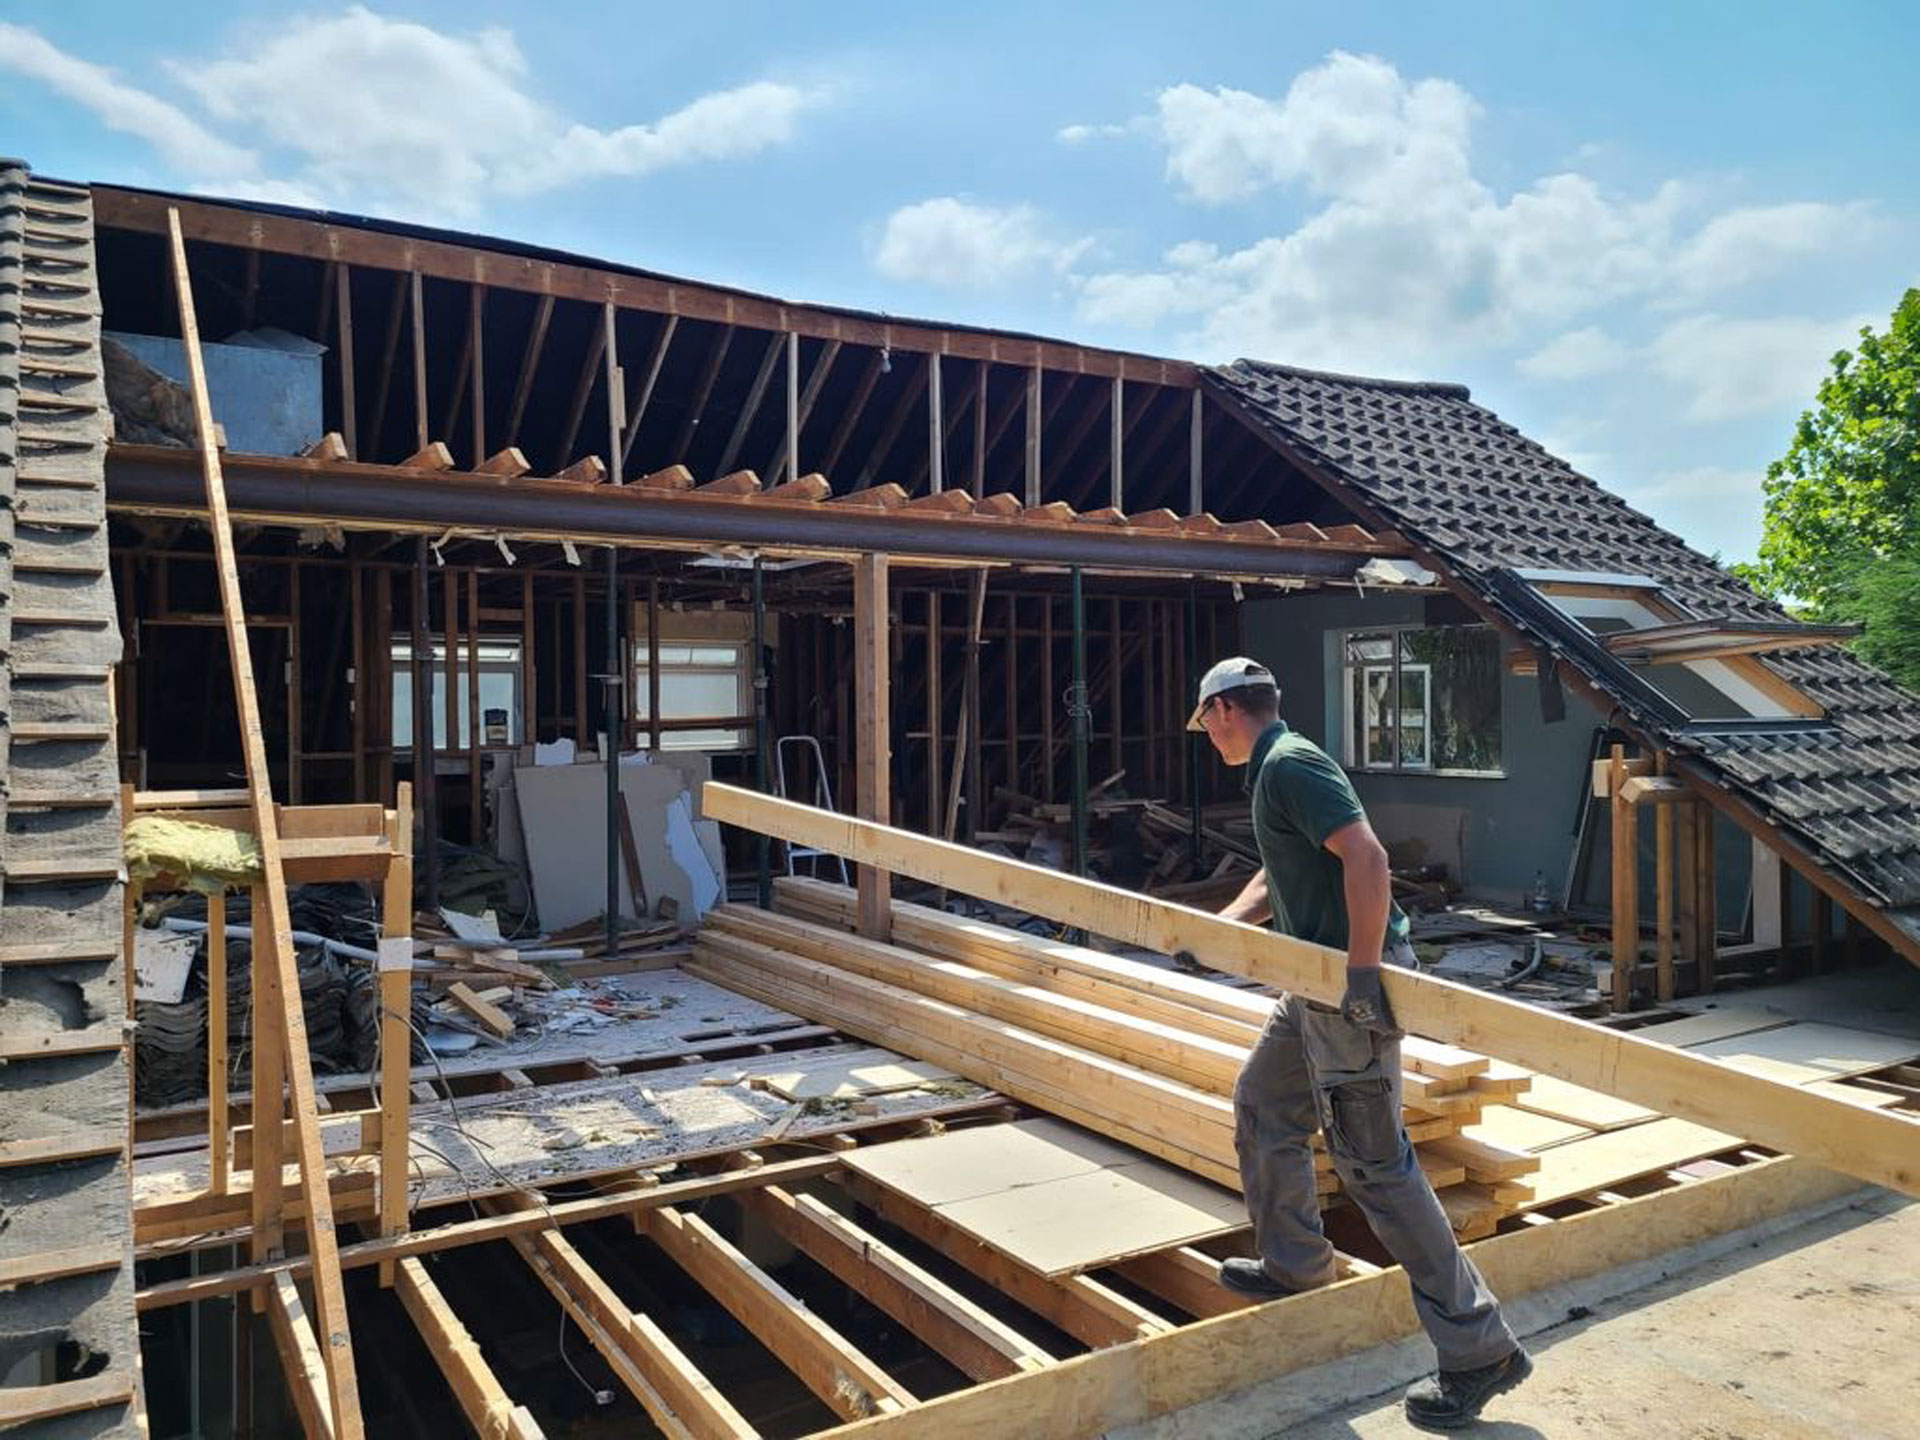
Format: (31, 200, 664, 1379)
(1688, 1024, 1919, 1083)
(1510, 1076, 1659, 1132)
(845, 1117, 1245, 1276)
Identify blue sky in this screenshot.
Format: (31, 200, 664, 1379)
(5, 2, 1916, 563)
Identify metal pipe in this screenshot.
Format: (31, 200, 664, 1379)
(1070, 564, 1090, 880)
(161, 917, 379, 964)
(753, 556, 772, 909)
(107, 449, 1380, 582)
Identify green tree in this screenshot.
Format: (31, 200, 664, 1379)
(1753, 288, 1920, 690)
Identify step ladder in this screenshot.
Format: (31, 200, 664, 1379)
(774, 735, 850, 885)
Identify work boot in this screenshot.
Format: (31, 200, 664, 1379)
(1403, 1347, 1532, 1431)
(1217, 1257, 1297, 1299)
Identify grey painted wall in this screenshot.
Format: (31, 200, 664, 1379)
(1238, 588, 1602, 904)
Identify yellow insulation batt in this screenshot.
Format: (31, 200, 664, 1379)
(124, 814, 264, 892)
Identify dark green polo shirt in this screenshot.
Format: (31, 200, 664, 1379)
(1248, 721, 1410, 953)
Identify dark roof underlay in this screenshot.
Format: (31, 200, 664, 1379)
(1205, 360, 1920, 940)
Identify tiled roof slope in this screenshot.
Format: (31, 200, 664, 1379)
(1206, 360, 1920, 934)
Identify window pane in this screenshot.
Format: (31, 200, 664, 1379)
(1405, 626, 1502, 772)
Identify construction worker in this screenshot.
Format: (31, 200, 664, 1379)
(1185, 656, 1531, 1431)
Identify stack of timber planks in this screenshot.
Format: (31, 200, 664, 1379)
(687, 877, 1540, 1239)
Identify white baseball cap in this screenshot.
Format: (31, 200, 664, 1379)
(1186, 656, 1277, 731)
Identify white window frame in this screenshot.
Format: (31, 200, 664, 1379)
(1538, 592, 1793, 720)
(389, 635, 525, 751)
(1339, 625, 1503, 778)
(633, 638, 753, 752)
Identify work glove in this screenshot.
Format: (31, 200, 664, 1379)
(1171, 949, 1203, 974)
(1340, 964, 1400, 1037)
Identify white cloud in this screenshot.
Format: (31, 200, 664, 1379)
(1057, 121, 1131, 145)
(874, 198, 1089, 289)
(1668, 202, 1876, 298)
(1155, 54, 1477, 205)
(1068, 52, 1869, 378)
(2, 11, 821, 220)
(0, 21, 257, 180)
(1646, 312, 1869, 422)
(1519, 326, 1633, 381)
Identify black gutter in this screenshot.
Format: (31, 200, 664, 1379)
(105, 447, 1382, 582)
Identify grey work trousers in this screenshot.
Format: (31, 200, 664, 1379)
(1233, 951, 1516, 1370)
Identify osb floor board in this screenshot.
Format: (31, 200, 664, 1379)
(845, 1117, 1246, 1277)
(1459, 1104, 1594, 1154)
(132, 1042, 991, 1211)
(1526, 1117, 1742, 1207)
(1687, 1023, 1920, 1085)
(756, 1054, 959, 1101)
(1510, 1075, 1661, 1132)
(1629, 1007, 1796, 1048)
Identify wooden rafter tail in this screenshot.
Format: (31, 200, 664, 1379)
(763, 473, 833, 503)
(635, 464, 695, 492)
(974, 493, 1023, 517)
(1073, 507, 1129, 526)
(835, 483, 908, 509)
(1126, 508, 1183, 530)
(905, 489, 975, 513)
(550, 455, 608, 484)
(696, 469, 763, 496)
(165, 208, 368, 1440)
(700, 783, 1920, 1200)
(401, 441, 456, 471)
(475, 446, 531, 478)
(1021, 501, 1075, 524)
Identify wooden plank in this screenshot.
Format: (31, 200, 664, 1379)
(446, 981, 514, 1039)
(1112, 1247, 1257, 1321)
(167, 210, 367, 1439)
(0, 1241, 127, 1288)
(379, 788, 415, 1264)
(0, 1371, 135, 1428)
(1610, 745, 1636, 1011)
(642, 1204, 916, 1419)
(744, 1186, 1053, 1381)
(394, 1257, 544, 1440)
(506, 293, 557, 448)
(709, 906, 1247, 1093)
(855, 554, 892, 939)
(501, 1208, 752, 1440)
(138, 1156, 845, 1311)
(689, 937, 1239, 1185)
(701, 785, 1920, 1198)
(266, 1273, 337, 1440)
